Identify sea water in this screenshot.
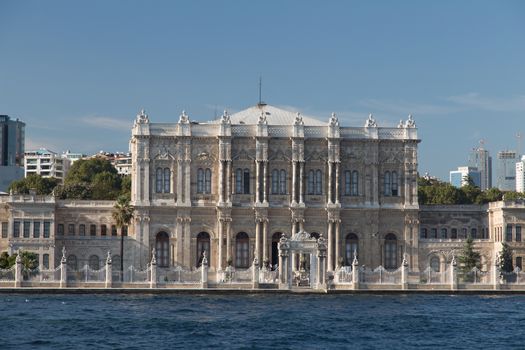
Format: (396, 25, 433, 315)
(1, 293, 524, 349)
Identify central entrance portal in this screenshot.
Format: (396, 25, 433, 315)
(277, 231, 327, 290)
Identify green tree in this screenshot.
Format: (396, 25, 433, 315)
(458, 237, 481, 280)
(503, 191, 525, 201)
(55, 182, 93, 199)
(65, 158, 118, 185)
(112, 195, 134, 273)
(0, 252, 10, 269)
(481, 188, 504, 203)
(8, 174, 59, 195)
(498, 242, 514, 277)
(91, 172, 122, 200)
(0, 251, 39, 269)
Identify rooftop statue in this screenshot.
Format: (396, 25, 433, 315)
(135, 109, 149, 124)
(179, 110, 190, 124)
(294, 112, 304, 125)
(405, 114, 416, 128)
(365, 114, 377, 128)
(328, 112, 339, 127)
(220, 110, 231, 124)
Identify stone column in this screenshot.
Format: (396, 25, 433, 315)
(226, 161, 232, 202)
(14, 252, 22, 288)
(292, 161, 297, 204)
(299, 162, 304, 204)
(450, 255, 458, 291)
(105, 251, 112, 289)
(327, 220, 334, 272)
(262, 219, 268, 264)
(493, 256, 500, 290)
(401, 254, 408, 290)
(218, 219, 224, 271)
(143, 159, 150, 203)
(252, 257, 259, 289)
(183, 218, 191, 268)
(176, 160, 183, 205)
(352, 255, 359, 290)
(335, 220, 341, 268)
(255, 160, 261, 203)
(59, 247, 67, 288)
(263, 161, 268, 203)
(150, 249, 157, 289)
(184, 160, 191, 205)
(335, 162, 340, 204)
(218, 161, 224, 204)
(317, 251, 326, 290)
(328, 162, 333, 204)
(201, 251, 208, 289)
(255, 219, 261, 263)
(226, 220, 232, 265)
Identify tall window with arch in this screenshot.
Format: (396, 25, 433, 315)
(345, 233, 359, 265)
(235, 232, 250, 268)
(155, 231, 169, 268)
(344, 170, 359, 196)
(88, 255, 100, 270)
(197, 168, 212, 194)
(235, 168, 250, 194)
(384, 170, 399, 196)
(384, 233, 398, 269)
(196, 232, 211, 267)
(271, 169, 287, 194)
(307, 169, 323, 195)
(156, 167, 171, 193)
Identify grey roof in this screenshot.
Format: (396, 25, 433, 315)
(209, 104, 326, 126)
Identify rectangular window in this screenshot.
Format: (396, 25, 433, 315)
(471, 228, 477, 239)
(440, 228, 447, 239)
(420, 228, 427, 239)
(516, 226, 522, 242)
(90, 224, 96, 236)
(430, 228, 437, 239)
(68, 224, 75, 235)
(517, 257, 523, 270)
(23, 221, 30, 238)
(122, 226, 128, 236)
(43, 222, 50, 238)
(1, 222, 7, 238)
(57, 224, 64, 236)
(506, 225, 513, 242)
(461, 228, 467, 239)
(79, 224, 86, 236)
(13, 221, 20, 238)
(111, 225, 117, 236)
(451, 228, 458, 239)
(33, 222, 40, 238)
(101, 225, 107, 236)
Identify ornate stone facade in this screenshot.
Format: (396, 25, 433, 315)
(2, 104, 523, 276)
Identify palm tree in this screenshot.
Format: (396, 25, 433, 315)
(112, 195, 134, 275)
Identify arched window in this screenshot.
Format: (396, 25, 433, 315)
(420, 228, 427, 239)
(384, 171, 391, 196)
(271, 169, 279, 194)
(344, 171, 351, 195)
(196, 232, 211, 267)
(205, 168, 212, 194)
(67, 255, 78, 270)
(440, 228, 447, 239)
(236, 168, 250, 194)
(112, 255, 121, 269)
(351, 171, 359, 196)
(156, 168, 163, 193)
(315, 170, 322, 195)
(271, 232, 282, 268)
(164, 168, 171, 193)
(279, 169, 287, 194)
(384, 233, 397, 269)
(156, 231, 169, 268)
(235, 232, 250, 268)
(88, 255, 100, 270)
(197, 168, 204, 193)
(345, 233, 359, 265)
(451, 228, 458, 239)
(391, 171, 398, 196)
(430, 256, 440, 272)
(307, 170, 315, 195)
(43, 254, 50, 269)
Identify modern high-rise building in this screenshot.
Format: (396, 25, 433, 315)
(0, 115, 25, 167)
(516, 155, 525, 193)
(24, 148, 70, 182)
(450, 166, 482, 188)
(469, 147, 492, 190)
(0, 115, 25, 192)
(496, 150, 518, 191)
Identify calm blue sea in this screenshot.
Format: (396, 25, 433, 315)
(1, 293, 523, 349)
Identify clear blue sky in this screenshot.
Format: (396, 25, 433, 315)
(1, 1, 524, 181)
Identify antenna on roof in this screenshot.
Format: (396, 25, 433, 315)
(257, 76, 266, 107)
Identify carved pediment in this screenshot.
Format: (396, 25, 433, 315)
(154, 150, 175, 160)
(232, 148, 254, 161)
(305, 149, 325, 161)
(269, 149, 291, 161)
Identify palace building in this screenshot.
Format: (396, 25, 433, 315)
(0, 104, 523, 279)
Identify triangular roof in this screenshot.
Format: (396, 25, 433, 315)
(209, 104, 326, 126)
